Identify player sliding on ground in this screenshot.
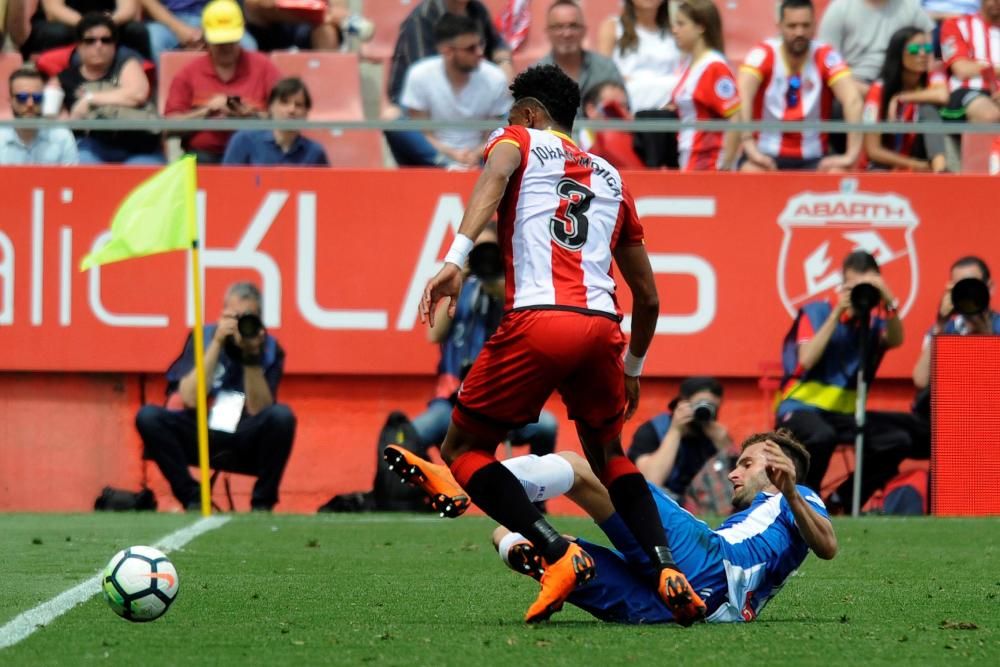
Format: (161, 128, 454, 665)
(386, 429, 838, 623)
(411, 63, 704, 624)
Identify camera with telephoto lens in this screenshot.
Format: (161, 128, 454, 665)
(951, 277, 990, 317)
(237, 313, 264, 338)
(849, 282, 882, 313)
(468, 242, 503, 281)
(691, 400, 717, 423)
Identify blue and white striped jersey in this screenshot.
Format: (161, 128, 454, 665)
(708, 485, 829, 622)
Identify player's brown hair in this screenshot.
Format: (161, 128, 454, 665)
(740, 429, 811, 484)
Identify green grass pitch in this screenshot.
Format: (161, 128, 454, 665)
(0, 513, 997, 666)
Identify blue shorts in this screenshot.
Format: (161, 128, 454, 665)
(566, 484, 729, 624)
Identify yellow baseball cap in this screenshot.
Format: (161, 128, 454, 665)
(202, 0, 245, 45)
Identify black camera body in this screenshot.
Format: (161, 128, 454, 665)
(849, 282, 882, 313)
(237, 313, 264, 338)
(469, 241, 503, 281)
(691, 400, 717, 423)
(951, 277, 990, 316)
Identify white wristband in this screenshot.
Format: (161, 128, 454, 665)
(623, 350, 646, 377)
(443, 233, 475, 269)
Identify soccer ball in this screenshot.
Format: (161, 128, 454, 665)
(101, 546, 179, 622)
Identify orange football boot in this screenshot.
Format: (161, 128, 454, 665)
(659, 568, 706, 627)
(505, 540, 544, 581)
(383, 445, 470, 518)
(524, 542, 596, 623)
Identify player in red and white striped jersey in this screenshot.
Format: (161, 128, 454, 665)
(940, 0, 1000, 122)
(667, 0, 741, 170)
(738, 0, 863, 172)
(419, 64, 706, 626)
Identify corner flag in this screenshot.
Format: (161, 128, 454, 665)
(80, 155, 214, 517)
(79, 154, 197, 271)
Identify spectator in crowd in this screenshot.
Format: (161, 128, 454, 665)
(739, 0, 863, 172)
(921, 1, 978, 55)
(0, 66, 79, 165)
(579, 80, 646, 169)
(51, 12, 163, 164)
(862, 26, 949, 171)
(140, 0, 256, 64)
(913, 256, 1000, 389)
(136, 282, 296, 512)
(14, 0, 152, 60)
(666, 0, 741, 171)
(164, 0, 280, 163)
(776, 250, 914, 512)
(223, 77, 329, 166)
(416, 225, 558, 473)
(387, 0, 511, 105)
(243, 0, 356, 51)
(939, 0, 1000, 123)
(596, 0, 682, 113)
(536, 0, 624, 112)
(627, 376, 733, 504)
(385, 14, 511, 168)
(819, 0, 935, 96)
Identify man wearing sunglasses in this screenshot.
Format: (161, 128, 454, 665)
(386, 13, 511, 167)
(738, 0, 863, 171)
(0, 67, 77, 165)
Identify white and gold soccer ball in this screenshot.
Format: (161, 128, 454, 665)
(101, 546, 179, 622)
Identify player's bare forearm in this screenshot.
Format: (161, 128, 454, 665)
(614, 244, 659, 357)
(456, 143, 520, 240)
(786, 489, 838, 559)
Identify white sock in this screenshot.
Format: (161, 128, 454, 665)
(500, 453, 575, 503)
(498, 531, 527, 568)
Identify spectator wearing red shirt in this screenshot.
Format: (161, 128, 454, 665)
(940, 0, 1000, 122)
(579, 80, 646, 169)
(163, 0, 280, 163)
(666, 0, 741, 171)
(738, 0, 863, 172)
(863, 27, 949, 171)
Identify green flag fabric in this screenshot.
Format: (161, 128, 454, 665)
(80, 155, 197, 271)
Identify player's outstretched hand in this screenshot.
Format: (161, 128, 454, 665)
(420, 263, 464, 327)
(623, 375, 640, 421)
(763, 440, 797, 498)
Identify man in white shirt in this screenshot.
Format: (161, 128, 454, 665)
(386, 13, 511, 168)
(0, 67, 78, 166)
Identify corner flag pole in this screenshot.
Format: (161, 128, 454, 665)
(184, 163, 212, 517)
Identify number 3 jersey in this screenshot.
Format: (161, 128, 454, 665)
(482, 125, 644, 320)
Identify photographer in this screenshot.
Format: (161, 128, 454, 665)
(627, 376, 732, 504)
(776, 250, 912, 512)
(913, 256, 1000, 391)
(415, 225, 557, 463)
(135, 282, 295, 511)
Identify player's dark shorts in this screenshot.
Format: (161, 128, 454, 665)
(942, 88, 992, 121)
(453, 308, 626, 443)
(566, 484, 730, 624)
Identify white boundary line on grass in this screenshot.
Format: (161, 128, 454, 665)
(0, 515, 231, 651)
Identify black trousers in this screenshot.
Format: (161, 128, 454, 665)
(136, 404, 296, 510)
(779, 409, 927, 509)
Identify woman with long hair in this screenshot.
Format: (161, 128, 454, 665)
(667, 0, 741, 170)
(596, 0, 681, 112)
(862, 26, 949, 172)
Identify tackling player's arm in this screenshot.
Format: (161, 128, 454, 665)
(420, 141, 521, 326)
(763, 440, 838, 560)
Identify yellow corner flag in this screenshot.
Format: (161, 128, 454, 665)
(80, 155, 197, 271)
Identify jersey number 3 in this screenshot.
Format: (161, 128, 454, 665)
(549, 179, 593, 251)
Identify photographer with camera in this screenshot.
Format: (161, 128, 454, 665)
(776, 250, 913, 512)
(913, 256, 1000, 392)
(627, 376, 732, 507)
(135, 282, 295, 511)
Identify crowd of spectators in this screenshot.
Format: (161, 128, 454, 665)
(1, 0, 997, 169)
